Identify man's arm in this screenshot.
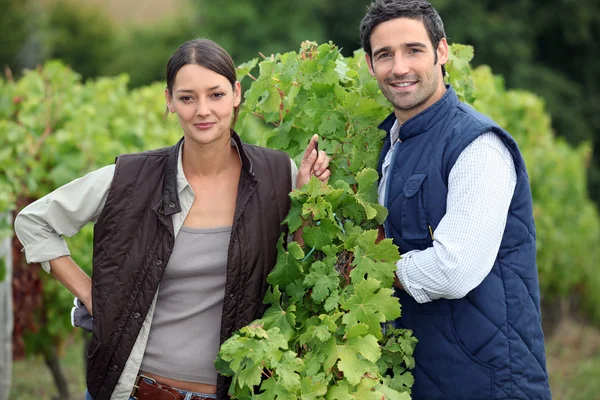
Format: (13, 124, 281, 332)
(395, 133, 517, 303)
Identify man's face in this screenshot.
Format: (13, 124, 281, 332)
(366, 17, 448, 122)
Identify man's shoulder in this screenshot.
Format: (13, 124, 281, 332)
(454, 101, 501, 131)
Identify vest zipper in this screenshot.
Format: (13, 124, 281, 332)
(383, 140, 402, 236)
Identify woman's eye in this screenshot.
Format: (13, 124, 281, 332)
(179, 96, 193, 102)
(211, 92, 225, 99)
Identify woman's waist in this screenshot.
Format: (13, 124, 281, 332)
(138, 371, 217, 394)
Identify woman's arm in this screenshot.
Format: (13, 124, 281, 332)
(295, 135, 330, 189)
(292, 135, 331, 245)
(14, 164, 116, 313)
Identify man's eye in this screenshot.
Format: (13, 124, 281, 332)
(409, 48, 422, 54)
(377, 53, 391, 60)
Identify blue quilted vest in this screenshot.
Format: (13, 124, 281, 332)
(378, 86, 551, 399)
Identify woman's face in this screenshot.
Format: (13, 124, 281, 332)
(167, 64, 241, 147)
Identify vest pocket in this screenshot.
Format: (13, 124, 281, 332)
(86, 335, 101, 379)
(399, 312, 494, 399)
(401, 173, 429, 241)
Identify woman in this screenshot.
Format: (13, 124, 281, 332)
(14, 39, 330, 400)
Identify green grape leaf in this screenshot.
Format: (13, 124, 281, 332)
(303, 260, 341, 303)
(302, 218, 340, 250)
(267, 238, 305, 290)
(236, 58, 259, 82)
(354, 168, 380, 220)
(327, 334, 381, 386)
(341, 278, 400, 339)
(283, 198, 304, 232)
(350, 229, 399, 288)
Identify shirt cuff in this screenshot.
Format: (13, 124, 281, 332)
(22, 237, 71, 273)
(395, 251, 433, 304)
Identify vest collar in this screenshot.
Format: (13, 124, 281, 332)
(162, 137, 183, 216)
(378, 85, 458, 141)
(230, 129, 256, 178)
(161, 130, 256, 216)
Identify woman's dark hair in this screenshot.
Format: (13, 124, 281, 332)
(165, 38, 241, 129)
(359, 0, 447, 76)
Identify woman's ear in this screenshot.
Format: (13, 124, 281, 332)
(233, 81, 242, 108)
(165, 88, 174, 113)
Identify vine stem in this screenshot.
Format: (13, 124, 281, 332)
(260, 364, 274, 379)
(4, 66, 14, 82)
(29, 76, 54, 159)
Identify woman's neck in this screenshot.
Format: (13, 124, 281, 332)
(181, 136, 239, 179)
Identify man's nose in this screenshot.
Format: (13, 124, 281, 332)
(391, 55, 410, 77)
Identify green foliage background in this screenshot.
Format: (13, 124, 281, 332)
(1, 37, 599, 396)
(4, 0, 598, 211)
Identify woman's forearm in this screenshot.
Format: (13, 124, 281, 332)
(49, 256, 93, 315)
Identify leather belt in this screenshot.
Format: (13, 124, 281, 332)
(131, 375, 215, 400)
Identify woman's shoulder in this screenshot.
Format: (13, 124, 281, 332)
(243, 143, 290, 162)
(118, 144, 177, 160)
(115, 140, 182, 168)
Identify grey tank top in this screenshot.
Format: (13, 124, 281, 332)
(140, 225, 231, 384)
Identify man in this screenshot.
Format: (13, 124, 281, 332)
(360, 0, 551, 398)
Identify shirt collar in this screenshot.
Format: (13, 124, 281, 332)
(175, 130, 254, 193)
(378, 85, 458, 141)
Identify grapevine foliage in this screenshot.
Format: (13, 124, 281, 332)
(0, 63, 181, 357)
(216, 42, 418, 399)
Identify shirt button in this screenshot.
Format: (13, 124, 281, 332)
(133, 312, 141, 319)
(158, 208, 164, 215)
(155, 260, 162, 266)
(110, 364, 118, 372)
(168, 202, 176, 209)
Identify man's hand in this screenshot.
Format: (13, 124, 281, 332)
(296, 134, 331, 188)
(394, 274, 405, 290)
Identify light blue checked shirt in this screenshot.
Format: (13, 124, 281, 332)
(379, 120, 517, 303)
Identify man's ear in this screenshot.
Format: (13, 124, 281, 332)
(365, 53, 375, 76)
(436, 37, 449, 66)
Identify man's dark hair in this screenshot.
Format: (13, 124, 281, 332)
(359, 0, 446, 74)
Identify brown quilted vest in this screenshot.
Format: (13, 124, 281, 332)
(86, 132, 291, 399)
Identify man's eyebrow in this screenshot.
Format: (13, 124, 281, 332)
(405, 42, 428, 48)
(373, 42, 428, 57)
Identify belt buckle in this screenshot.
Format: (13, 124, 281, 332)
(131, 374, 157, 400)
